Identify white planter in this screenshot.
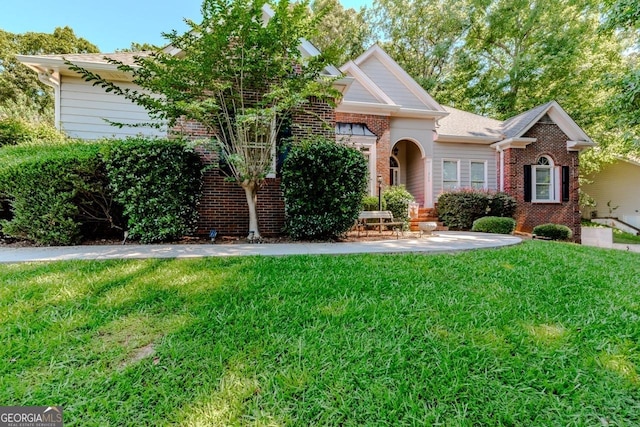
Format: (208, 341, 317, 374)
(419, 221, 438, 237)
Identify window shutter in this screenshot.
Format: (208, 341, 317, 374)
(562, 166, 570, 202)
(524, 165, 532, 202)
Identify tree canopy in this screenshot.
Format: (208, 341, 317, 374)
(0, 27, 98, 123)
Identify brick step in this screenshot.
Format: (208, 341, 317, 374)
(409, 207, 447, 231)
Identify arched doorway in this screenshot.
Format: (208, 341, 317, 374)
(390, 139, 425, 205)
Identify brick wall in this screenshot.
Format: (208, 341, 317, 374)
(335, 112, 391, 185)
(174, 97, 334, 237)
(503, 120, 581, 242)
(292, 97, 336, 140)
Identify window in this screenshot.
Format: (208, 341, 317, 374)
(390, 156, 400, 186)
(532, 156, 559, 202)
(470, 161, 486, 190)
(443, 160, 459, 191)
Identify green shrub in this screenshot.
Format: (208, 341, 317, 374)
(0, 141, 111, 245)
(0, 118, 66, 146)
(532, 223, 573, 241)
(282, 136, 368, 240)
(437, 190, 516, 230)
(472, 216, 516, 234)
(382, 185, 414, 223)
(102, 138, 204, 243)
(488, 192, 517, 218)
(362, 195, 386, 211)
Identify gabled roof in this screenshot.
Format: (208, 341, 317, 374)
(338, 45, 447, 119)
(502, 100, 593, 143)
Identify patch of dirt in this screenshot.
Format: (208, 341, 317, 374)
(120, 343, 156, 369)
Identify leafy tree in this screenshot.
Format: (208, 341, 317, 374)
(310, 0, 371, 65)
(115, 42, 161, 53)
(370, 0, 473, 94)
(602, 0, 640, 154)
(68, 0, 339, 240)
(0, 27, 98, 123)
(603, 0, 640, 32)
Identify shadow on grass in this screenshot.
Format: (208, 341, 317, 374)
(1, 243, 640, 425)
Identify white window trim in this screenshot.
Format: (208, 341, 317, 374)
(470, 160, 488, 190)
(442, 159, 460, 192)
(532, 156, 561, 203)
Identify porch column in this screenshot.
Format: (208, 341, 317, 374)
(425, 157, 433, 208)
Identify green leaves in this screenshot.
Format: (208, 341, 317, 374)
(0, 27, 99, 123)
(102, 138, 205, 244)
(281, 136, 368, 239)
(0, 141, 106, 245)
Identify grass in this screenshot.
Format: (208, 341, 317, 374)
(1, 241, 639, 426)
(613, 228, 640, 245)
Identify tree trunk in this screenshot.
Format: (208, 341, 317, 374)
(242, 181, 261, 240)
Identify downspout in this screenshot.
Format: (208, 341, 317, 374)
(37, 68, 61, 129)
(499, 147, 505, 192)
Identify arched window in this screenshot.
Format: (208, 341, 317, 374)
(390, 156, 400, 186)
(533, 155, 556, 202)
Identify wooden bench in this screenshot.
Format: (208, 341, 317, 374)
(356, 210, 405, 237)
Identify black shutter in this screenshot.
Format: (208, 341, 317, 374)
(524, 165, 532, 202)
(562, 166, 570, 202)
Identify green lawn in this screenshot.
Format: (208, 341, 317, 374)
(1, 241, 639, 426)
(613, 228, 640, 245)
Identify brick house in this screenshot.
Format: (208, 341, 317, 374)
(18, 17, 594, 242)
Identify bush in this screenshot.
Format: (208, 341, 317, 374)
(488, 192, 517, 218)
(102, 138, 204, 243)
(0, 141, 111, 245)
(472, 216, 516, 234)
(382, 185, 414, 223)
(437, 190, 516, 230)
(532, 223, 573, 241)
(0, 117, 66, 146)
(282, 136, 368, 240)
(362, 195, 386, 211)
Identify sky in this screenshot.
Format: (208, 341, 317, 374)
(0, 0, 371, 53)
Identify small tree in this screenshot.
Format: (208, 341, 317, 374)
(68, 0, 339, 239)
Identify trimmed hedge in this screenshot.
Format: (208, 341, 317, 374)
(383, 185, 414, 223)
(0, 137, 205, 245)
(102, 138, 204, 244)
(533, 223, 573, 241)
(0, 141, 109, 245)
(437, 190, 516, 230)
(362, 195, 386, 211)
(282, 137, 368, 240)
(472, 216, 516, 234)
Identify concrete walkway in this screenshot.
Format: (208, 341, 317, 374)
(0, 232, 521, 263)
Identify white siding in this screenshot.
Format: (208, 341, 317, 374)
(432, 142, 497, 198)
(60, 76, 166, 140)
(343, 79, 381, 104)
(582, 160, 640, 219)
(359, 57, 426, 110)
